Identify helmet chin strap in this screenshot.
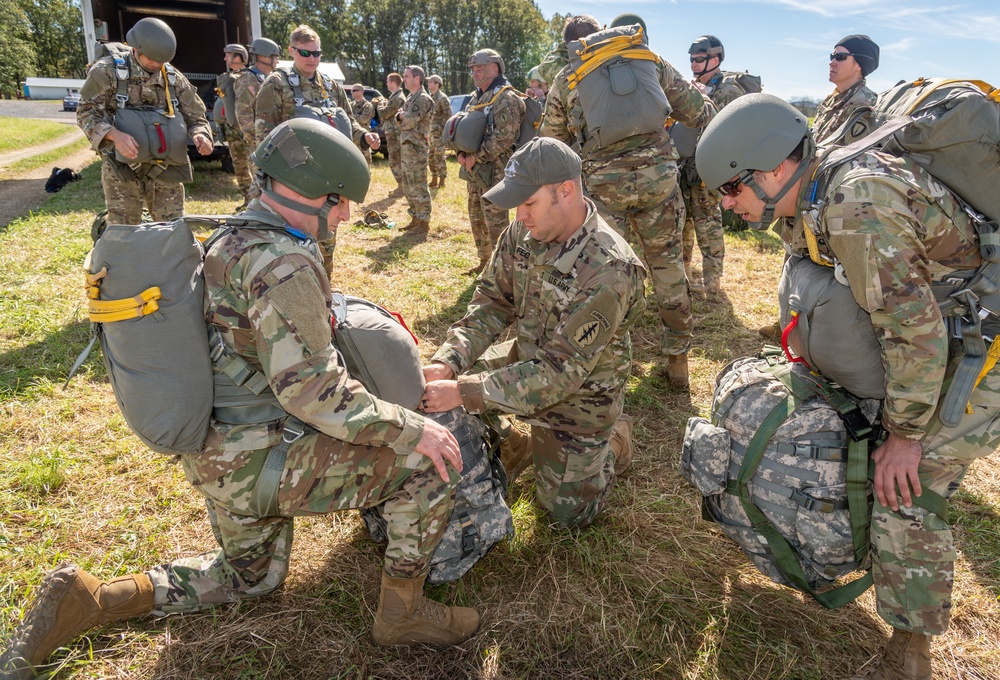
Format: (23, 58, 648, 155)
(740, 135, 815, 226)
(261, 176, 339, 241)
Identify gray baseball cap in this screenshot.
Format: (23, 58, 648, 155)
(483, 138, 581, 208)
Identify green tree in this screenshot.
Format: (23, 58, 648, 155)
(20, 0, 86, 78)
(476, 0, 548, 89)
(0, 0, 34, 97)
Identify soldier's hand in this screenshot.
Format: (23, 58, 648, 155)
(107, 129, 139, 159)
(464, 154, 477, 171)
(414, 418, 462, 480)
(364, 131, 380, 150)
(872, 433, 923, 512)
(421, 380, 462, 413)
(422, 363, 455, 383)
(193, 134, 213, 156)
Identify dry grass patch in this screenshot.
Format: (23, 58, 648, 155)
(1, 153, 998, 679)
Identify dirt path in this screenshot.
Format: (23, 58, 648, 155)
(0, 130, 98, 229)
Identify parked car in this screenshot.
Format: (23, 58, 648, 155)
(449, 93, 472, 116)
(62, 92, 81, 112)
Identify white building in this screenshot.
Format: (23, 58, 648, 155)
(25, 77, 87, 100)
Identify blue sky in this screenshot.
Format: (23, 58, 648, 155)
(533, 0, 1000, 101)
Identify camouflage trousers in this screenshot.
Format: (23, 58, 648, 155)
(101, 159, 184, 225)
(386, 130, 404, 187)
(871, 364, 1000, 635)
(400, 139, 431, 221)
(466, 168, 510, 261)
(681, 179, 725, 284)
(428, 128, 447, 179)
(474, 342, 615, 529)
(584, 158, 691, 355)
(147, 428, 459, 614)
(225, 127, 253, 199)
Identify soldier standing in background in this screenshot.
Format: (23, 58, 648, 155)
(540, 14, 715, 389)
(350, 83, 376, 168)
(812, 35, 880, 144)
(77, 17, 213, 225)
(526, 65, 547, 108)
(426, 74, 451, 188)
(255, 23, 379, 277)
(218, 44, 253, 208)
(378, 73, 406, 193)
(234, 36, 280, 188)
(397, 66, 433, 232)
(682, 34, 759, 294)
(459, 49, 525, 272)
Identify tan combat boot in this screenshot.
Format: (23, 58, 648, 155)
(401, 217, 429, 232)
(371, 571, 479, 646)
(848, 629, 932, 680)
(758, 321, 782, 344)
(438, 176, 445, 188)
(610, 414, 634, 476)
(429, 176, 439, 188)
(665, 353, 690, 389)
(0, 564, 154, 679)
(499, 427, 532, 486)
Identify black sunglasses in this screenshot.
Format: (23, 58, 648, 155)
(718, 178, 743, 198)
(690, 55, 710, 64)
(829, 52, 854, 62)
(294, 48, 322, 58)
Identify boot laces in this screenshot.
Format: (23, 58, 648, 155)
(413, 597, 450, 626)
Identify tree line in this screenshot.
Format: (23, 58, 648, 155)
(0, 0, 564, 99)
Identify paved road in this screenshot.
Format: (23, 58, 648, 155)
(0, 99, 80, 123)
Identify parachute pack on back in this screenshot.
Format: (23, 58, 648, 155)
(821, 78, 1000, 226)
(442, 86, 540, 155)
(566, 25, 670, 152)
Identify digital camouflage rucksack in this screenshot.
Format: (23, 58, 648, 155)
(681, 353, 948, 608)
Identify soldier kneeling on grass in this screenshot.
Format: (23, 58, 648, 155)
(0, 119, 478, 680)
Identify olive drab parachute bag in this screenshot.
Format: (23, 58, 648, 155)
(442, 86, 539, 155)
(360, 407, 514, 584)
(777, 255, 886, 399)
(680, 353, 949, 608)
(78, 220, 215, 455)
(825, 77, 1000, 226)
(566, 24, 670, 152)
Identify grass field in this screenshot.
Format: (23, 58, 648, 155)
(1, 149, 998, 680)
(0, 119, 77, 155)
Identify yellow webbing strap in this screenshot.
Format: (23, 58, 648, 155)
(468, 85, 517, 112)
(907, 78, 1000, 111)
(967, 336, 1000, 413)
(88, 286, 161, 322)
(567, 42, 661, 90)
(802, 228, 832, 268)
(161, 65, 175, 117)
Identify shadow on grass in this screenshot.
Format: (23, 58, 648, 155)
(0, 319, 96, 400)
(950, 486, 1000, 598)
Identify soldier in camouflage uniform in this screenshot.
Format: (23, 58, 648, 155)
(233, 36, 280, 198)
(697, 93, 1000, 680)
(218, 44, 253, 205)
(813, 35, 880, 144)
(377, 73, 406, 191)
(540, 15, 715, 388)
(460, 49, 526, 272)
(350, 83, 375, 167)
(396, 66, 434, 232)
(255, 24, 380, 277)
(0, 120, 479, 679)
(526, 65, 547, 109)
(426, 74, 451, 188)
(422, 138, 646, 529)
(681, 35, 758, 294)
(76, 17, 213, 225)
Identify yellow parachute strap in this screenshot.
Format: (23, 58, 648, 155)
(161, 65, 175, 117)
(967, 336, 1000, 414)
(907, 78, 1000, 111)
(802, 228, 832, 268)
(568, 45, 661, 90)
(468, 85, 515, 112)
(88, 286, 161, 323)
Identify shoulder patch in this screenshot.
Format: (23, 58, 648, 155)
(265, 272, 332, 355)
(564, 285, 620, 355)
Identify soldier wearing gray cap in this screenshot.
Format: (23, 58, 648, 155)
(422, 137, 646, 530)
